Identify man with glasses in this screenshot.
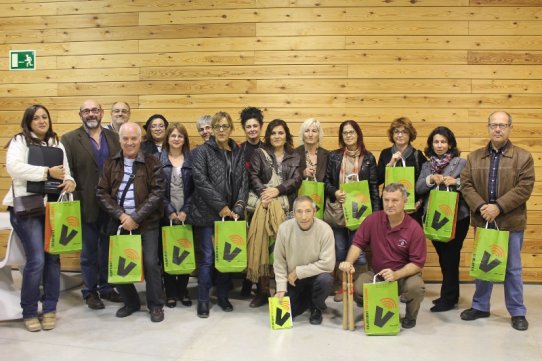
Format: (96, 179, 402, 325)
(106, 101, 131, 133)
(460, 111, 535, 331)
(61, 99, 122, 309)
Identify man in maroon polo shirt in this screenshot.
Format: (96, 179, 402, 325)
(339, 183, 426, 329)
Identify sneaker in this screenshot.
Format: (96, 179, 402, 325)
(23, 317, 41, 332)
(86, 292, 105, 310)
(333, 288, 344, 302)
(41, 312, 56, 330)
(150, 307, 164, 323)
(101, 289, 123, 303)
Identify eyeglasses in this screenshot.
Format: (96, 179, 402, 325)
(150, 124, 165, 129)
(80, 108, 102, 115)
(112, 109, 130, 114)
(213, 124, 231, 131)
(393, 129, 408, 135)
(342, 130, 356, 137)
(488, 123, 511, 130)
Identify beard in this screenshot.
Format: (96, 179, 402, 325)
(84, 117, 100, 129)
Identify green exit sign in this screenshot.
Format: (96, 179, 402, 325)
(9, 50, 36, 70)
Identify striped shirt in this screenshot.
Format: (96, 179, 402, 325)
(117, 159, 135, 215)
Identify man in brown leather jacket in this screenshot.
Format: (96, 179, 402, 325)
(460, 111, 535, 331)
(96, 122, 166, 322)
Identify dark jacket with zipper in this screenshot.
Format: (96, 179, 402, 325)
(187, 136, 248, 227)
(324, 149, 381, 211)
(158, 150, 194, 221)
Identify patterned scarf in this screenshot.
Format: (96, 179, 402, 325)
(430, 153, 453, 174)
(339, 148, 361, 184)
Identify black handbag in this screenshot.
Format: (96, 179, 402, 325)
(12, 182, 45, 217)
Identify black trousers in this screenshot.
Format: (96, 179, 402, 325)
(287, 273, 333, 317)
(432, 216, 470, 305)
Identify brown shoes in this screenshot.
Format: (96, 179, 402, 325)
(41, 312, 56, 330)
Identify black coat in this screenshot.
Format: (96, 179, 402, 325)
(294, 145, 329, 183)
(324, 149, 381, 212)
(158, 150, 194, 220)
(187, 137, 248, 226)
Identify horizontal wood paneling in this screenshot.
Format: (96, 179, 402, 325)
(1, 1, 541, 282)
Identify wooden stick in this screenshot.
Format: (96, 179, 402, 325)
(347, 272, 354, 331)
(342, 271, 348, 330)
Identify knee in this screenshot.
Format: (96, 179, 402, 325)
(25, 252, 45, 273)
(315, 273, 333, 289)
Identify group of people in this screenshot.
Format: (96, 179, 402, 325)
(3, 100, 534, 334)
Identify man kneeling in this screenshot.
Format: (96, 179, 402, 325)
(273, 196, 335, 325)
(339, 183, 426, 329)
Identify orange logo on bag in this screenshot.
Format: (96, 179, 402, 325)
(398, 179, 412, 189)
(229, 234, 245, 246)
(353, 193, 368, 203)
(490, 244, 506, 258)
(380, 297, 397, 309)
(65, 215, 80, 227)
(280, 299, 290, 311)
(438, 204, 453, 218)
(311, 194, 322, 203)
(176, 238, 193, 249)
(123, 248, 140, 261)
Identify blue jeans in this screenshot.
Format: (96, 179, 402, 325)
(9, 208, 60, 319)
(80, 214, 114, 298)
(472, 231, 526, 317)
(332, 227, 366, 265)
(196, 226, 231, 303)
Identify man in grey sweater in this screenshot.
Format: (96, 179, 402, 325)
(273, 195, 335, 325)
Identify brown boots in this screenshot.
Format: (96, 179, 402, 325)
(249, 276, 270, 308)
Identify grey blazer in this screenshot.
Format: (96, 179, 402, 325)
(415, 157, 470, 221)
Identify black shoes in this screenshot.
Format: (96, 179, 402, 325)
(430, 302, 455, 313)
(116, 305, 140, 318)
(101, 290, 123, 303)
(460, 308, 490, 321)
(165, 298, 177, 308)
(217, 298, 234, 312)
(511, 316, 529, 331)
(180, 295, 192, 307)
(150, 307, 164, 322)
(197, 302, 209, 318)
(401, 318, 417, 329)
(309, 309, 323, 325)
(86, 292, 105, 310)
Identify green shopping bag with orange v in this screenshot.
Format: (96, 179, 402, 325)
(298, 178, 325, 219)
(363, 276, 400, 336)
(385, 159, 415, 211)
(423, 187, 459, 242)
(162, 222, 196, 275)
(44, 192, 83, 254)
(341, 178, 372, 231)
(469, 222, 509, 282)
(214, 219, 247, 273)
(108, 227, 143, 284)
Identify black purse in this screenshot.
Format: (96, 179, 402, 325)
(12, 182, 45, 217)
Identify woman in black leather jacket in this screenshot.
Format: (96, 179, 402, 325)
(187, 112, 248, 318)
(246, 119, 302, 308)
(324, 120, 380, 302)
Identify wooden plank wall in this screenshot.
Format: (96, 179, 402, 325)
(0, 0, 541, 282)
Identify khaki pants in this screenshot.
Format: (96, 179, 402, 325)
(354, 271, 425, 321)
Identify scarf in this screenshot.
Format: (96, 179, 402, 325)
(430, 153, 453, 174)
(391, 144, 414, 165)
(246, 199, 285, 282)
(339, 148, 361, 184)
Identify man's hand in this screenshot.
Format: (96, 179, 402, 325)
(338, 261, 355, 274)
(480, 203, 500, 223)
(275, 291, 286, 301)
(379, 268, 397, 282)
(119, 213, 139, 231)
(287, 270, 298, 286)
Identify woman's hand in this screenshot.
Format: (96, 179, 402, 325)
(388, 151, 402, 166)
(59, 179, 75, 193)
(178, 211, 187, 223)
(261, 187, 280, 202)
(169, 212, 180, 222)
(335, 190, 346, 203)
(442, 176, 457, 187)
(431, 174, 445, 185)
(219, 206, 232, 218)
(48, 165, 65, 180)
(304, 165, 316, 178)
